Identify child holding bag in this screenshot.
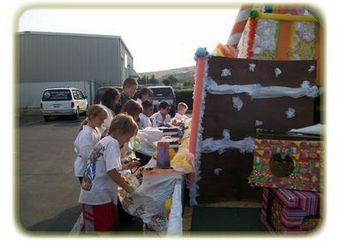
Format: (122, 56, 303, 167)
(79, 113, 140, 231)
(74, 105, 107, 183)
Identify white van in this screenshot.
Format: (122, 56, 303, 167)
(40, 87, 88, 121)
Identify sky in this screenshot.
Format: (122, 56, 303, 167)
(18, 8, 239, 72)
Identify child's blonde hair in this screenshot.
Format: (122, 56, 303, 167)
(87, 104, 107, 118)
(178, 102, 188, 110)
(79, 104, 107, 131)
(109, 113, 138, 136)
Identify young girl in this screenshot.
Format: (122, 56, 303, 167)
(74, 105, 107, 183)
(98, 87, 120, 137)
(79, 113, 140, 231)
(121, 99, 143, 129)
(119, 99, 143, 163)
(136, 87, 153, 104)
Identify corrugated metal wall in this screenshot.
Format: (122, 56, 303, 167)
(18, 32, 136, 108)
(19, 32, 122, 85)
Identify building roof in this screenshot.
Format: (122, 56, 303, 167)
(19, 31, 134, 59)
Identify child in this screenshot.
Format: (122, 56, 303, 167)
(150, 101, 172, 127)
(175, 102, 189, 121)
(172, 102, 190, 126)
(114, 78, 138, 114)
(74, 105, 107, 183)
(98, 88, 120, 136)
(139, 100, 153, 129)
(136, 87, 153, 105)
(121, 99, 143, 129)
(79, 113, 140, 231)
(119, 99, 143, 160)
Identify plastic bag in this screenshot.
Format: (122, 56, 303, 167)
(170, 150, 194, 173)
(134, 127, 163, 156)
(118, 171, 183, 232)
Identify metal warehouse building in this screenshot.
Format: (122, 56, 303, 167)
(18, 31, 139, 108)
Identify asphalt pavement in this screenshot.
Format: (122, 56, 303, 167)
(18, 113, 84, 232)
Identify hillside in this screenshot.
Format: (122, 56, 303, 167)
(139, 66, 195, 81)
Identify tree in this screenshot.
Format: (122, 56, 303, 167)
(138, 75, 147, 85)
(168, 75, 178, 86)
(162, 78, 170, 86)
(183, 78, 194, 88)
(149, 74, 159, 85)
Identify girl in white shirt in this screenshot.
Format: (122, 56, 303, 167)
(74, 105, 107, 183)
(136, 87, 153, 105)
(79, 113, 140, 231)
(98, 88, 120, 137)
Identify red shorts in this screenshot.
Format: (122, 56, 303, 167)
(81, 202, 118, 231)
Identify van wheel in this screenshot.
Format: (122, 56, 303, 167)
(43, 116, 50, 122)
(74, 108, 80, 120)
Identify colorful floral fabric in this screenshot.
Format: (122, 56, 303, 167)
(249, 138, 321, 192)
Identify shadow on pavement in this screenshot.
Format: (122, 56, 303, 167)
(26, 205, 81, 232)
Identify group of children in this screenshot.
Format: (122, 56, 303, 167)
(140, 100, 189, 128)
(73, 78, 190, 232)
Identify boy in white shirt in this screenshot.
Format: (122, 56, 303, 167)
(150, 101, 171, 127)
(79, 114, 140, 231)
(139, 100, 153, 129)
(174, 102, 190, 122)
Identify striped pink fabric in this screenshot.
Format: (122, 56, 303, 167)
(261, 188, 320, 231)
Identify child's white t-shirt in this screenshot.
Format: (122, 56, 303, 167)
(139, 112, 152, 129)
(136, 98, 142, 105)
(174, 113, 190, 122)
(150, 111, 171, 127)
(74, 125, 101, 177)
(79, 136, 122, 205)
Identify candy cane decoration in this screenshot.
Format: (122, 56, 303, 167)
(215, 4, 253, 57)
(226, 4, 253, 47)
(187, 48, 207, 183)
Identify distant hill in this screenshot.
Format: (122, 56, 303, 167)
(139, 66, 195, 81)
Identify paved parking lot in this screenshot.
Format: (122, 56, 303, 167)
(18, 113, 85, 232)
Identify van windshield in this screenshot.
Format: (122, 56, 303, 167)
(42, 90, 72, 101)
(151, 88, 174, 98)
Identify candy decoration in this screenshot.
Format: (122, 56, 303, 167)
(263, 5, 273, 13)
(227, 4, 253, 47)
(215, 43, 238, 57)
(246, 17, 257, 58)
(250, 9, 260, 18)
(188, 49, 207, 183)
(195, 47, 208, 58)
